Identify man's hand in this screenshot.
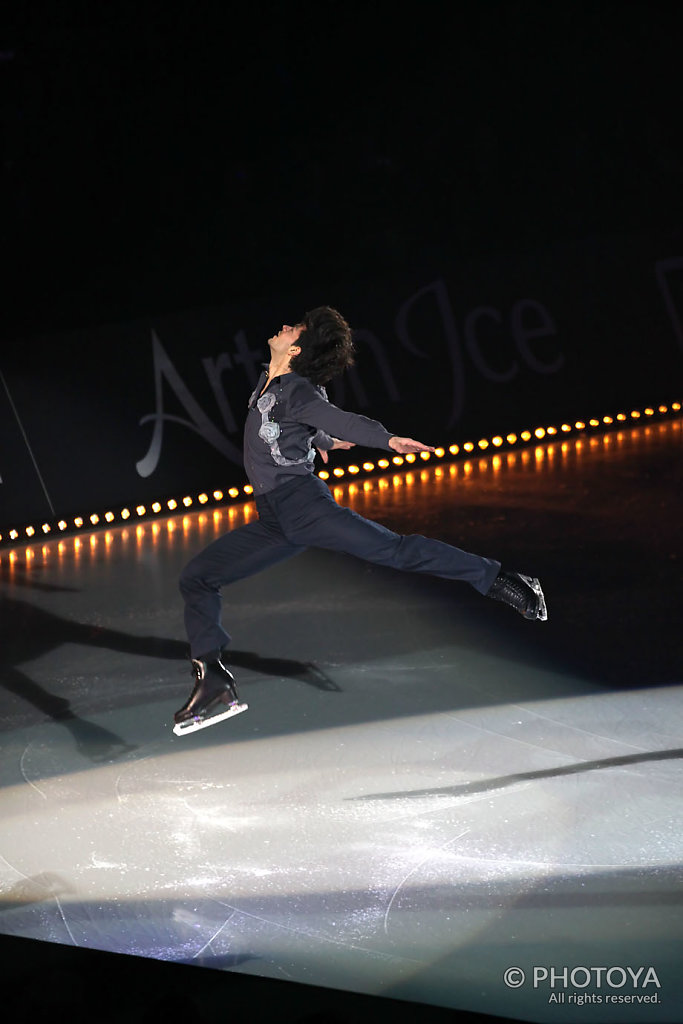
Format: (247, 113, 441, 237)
(388, 436, 436, 454)
(317, 438, 356, 464)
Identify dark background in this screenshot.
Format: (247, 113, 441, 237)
(1, 9, 682, 1017)
(1, 1, 682, 532)
(3, 0, 682, 338)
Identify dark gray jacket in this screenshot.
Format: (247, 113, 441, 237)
(244, 369, 394, 494)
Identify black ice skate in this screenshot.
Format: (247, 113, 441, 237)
(173, 657, 248, 736)
(487, 571, 548, 621)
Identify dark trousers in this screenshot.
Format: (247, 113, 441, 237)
(180, 474, 501, 659)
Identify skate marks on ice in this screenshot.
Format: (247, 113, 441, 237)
(1, 684, 683, 1011)
(1, 659, 682, 1018)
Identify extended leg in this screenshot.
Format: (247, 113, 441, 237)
(175, 506, 304, 734)
(267, 476, 546, 619)
(268, 476, 500, 592)
(179, 513, 304, 660)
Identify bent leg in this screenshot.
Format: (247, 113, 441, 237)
(270, 476, 500, 594)
(180, 515, 304, 659)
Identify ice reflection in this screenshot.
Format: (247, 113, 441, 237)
(0, 417, 681, 569)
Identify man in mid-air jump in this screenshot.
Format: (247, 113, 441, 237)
(173, 305, 547, 735)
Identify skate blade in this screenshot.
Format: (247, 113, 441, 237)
(519, 575, 548, 621)
(173, 702, 248, 737)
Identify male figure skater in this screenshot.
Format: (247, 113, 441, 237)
(173, 306, 546, 735)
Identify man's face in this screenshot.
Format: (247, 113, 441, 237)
(268, 322, 305, 357)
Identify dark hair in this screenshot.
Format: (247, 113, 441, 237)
(289, 305, 355, 385)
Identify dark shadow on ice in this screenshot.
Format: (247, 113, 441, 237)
(0, 872, 77, 910)
(224, 650, 341, 691)
(350, 747, 683, 802)
(2, 664, 137, 760)
(0, 595, 340, 757)
(176, 952, 258, 970)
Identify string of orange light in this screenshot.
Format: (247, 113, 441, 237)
(1, 400, 680, 549)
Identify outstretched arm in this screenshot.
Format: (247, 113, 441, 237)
(290, 380, 435, 456)
(289, 380, 394, 449)
(317, 435, 433, 463)
(388, 436, 436, 454)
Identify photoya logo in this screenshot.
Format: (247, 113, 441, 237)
(504, 965, 661, 990)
